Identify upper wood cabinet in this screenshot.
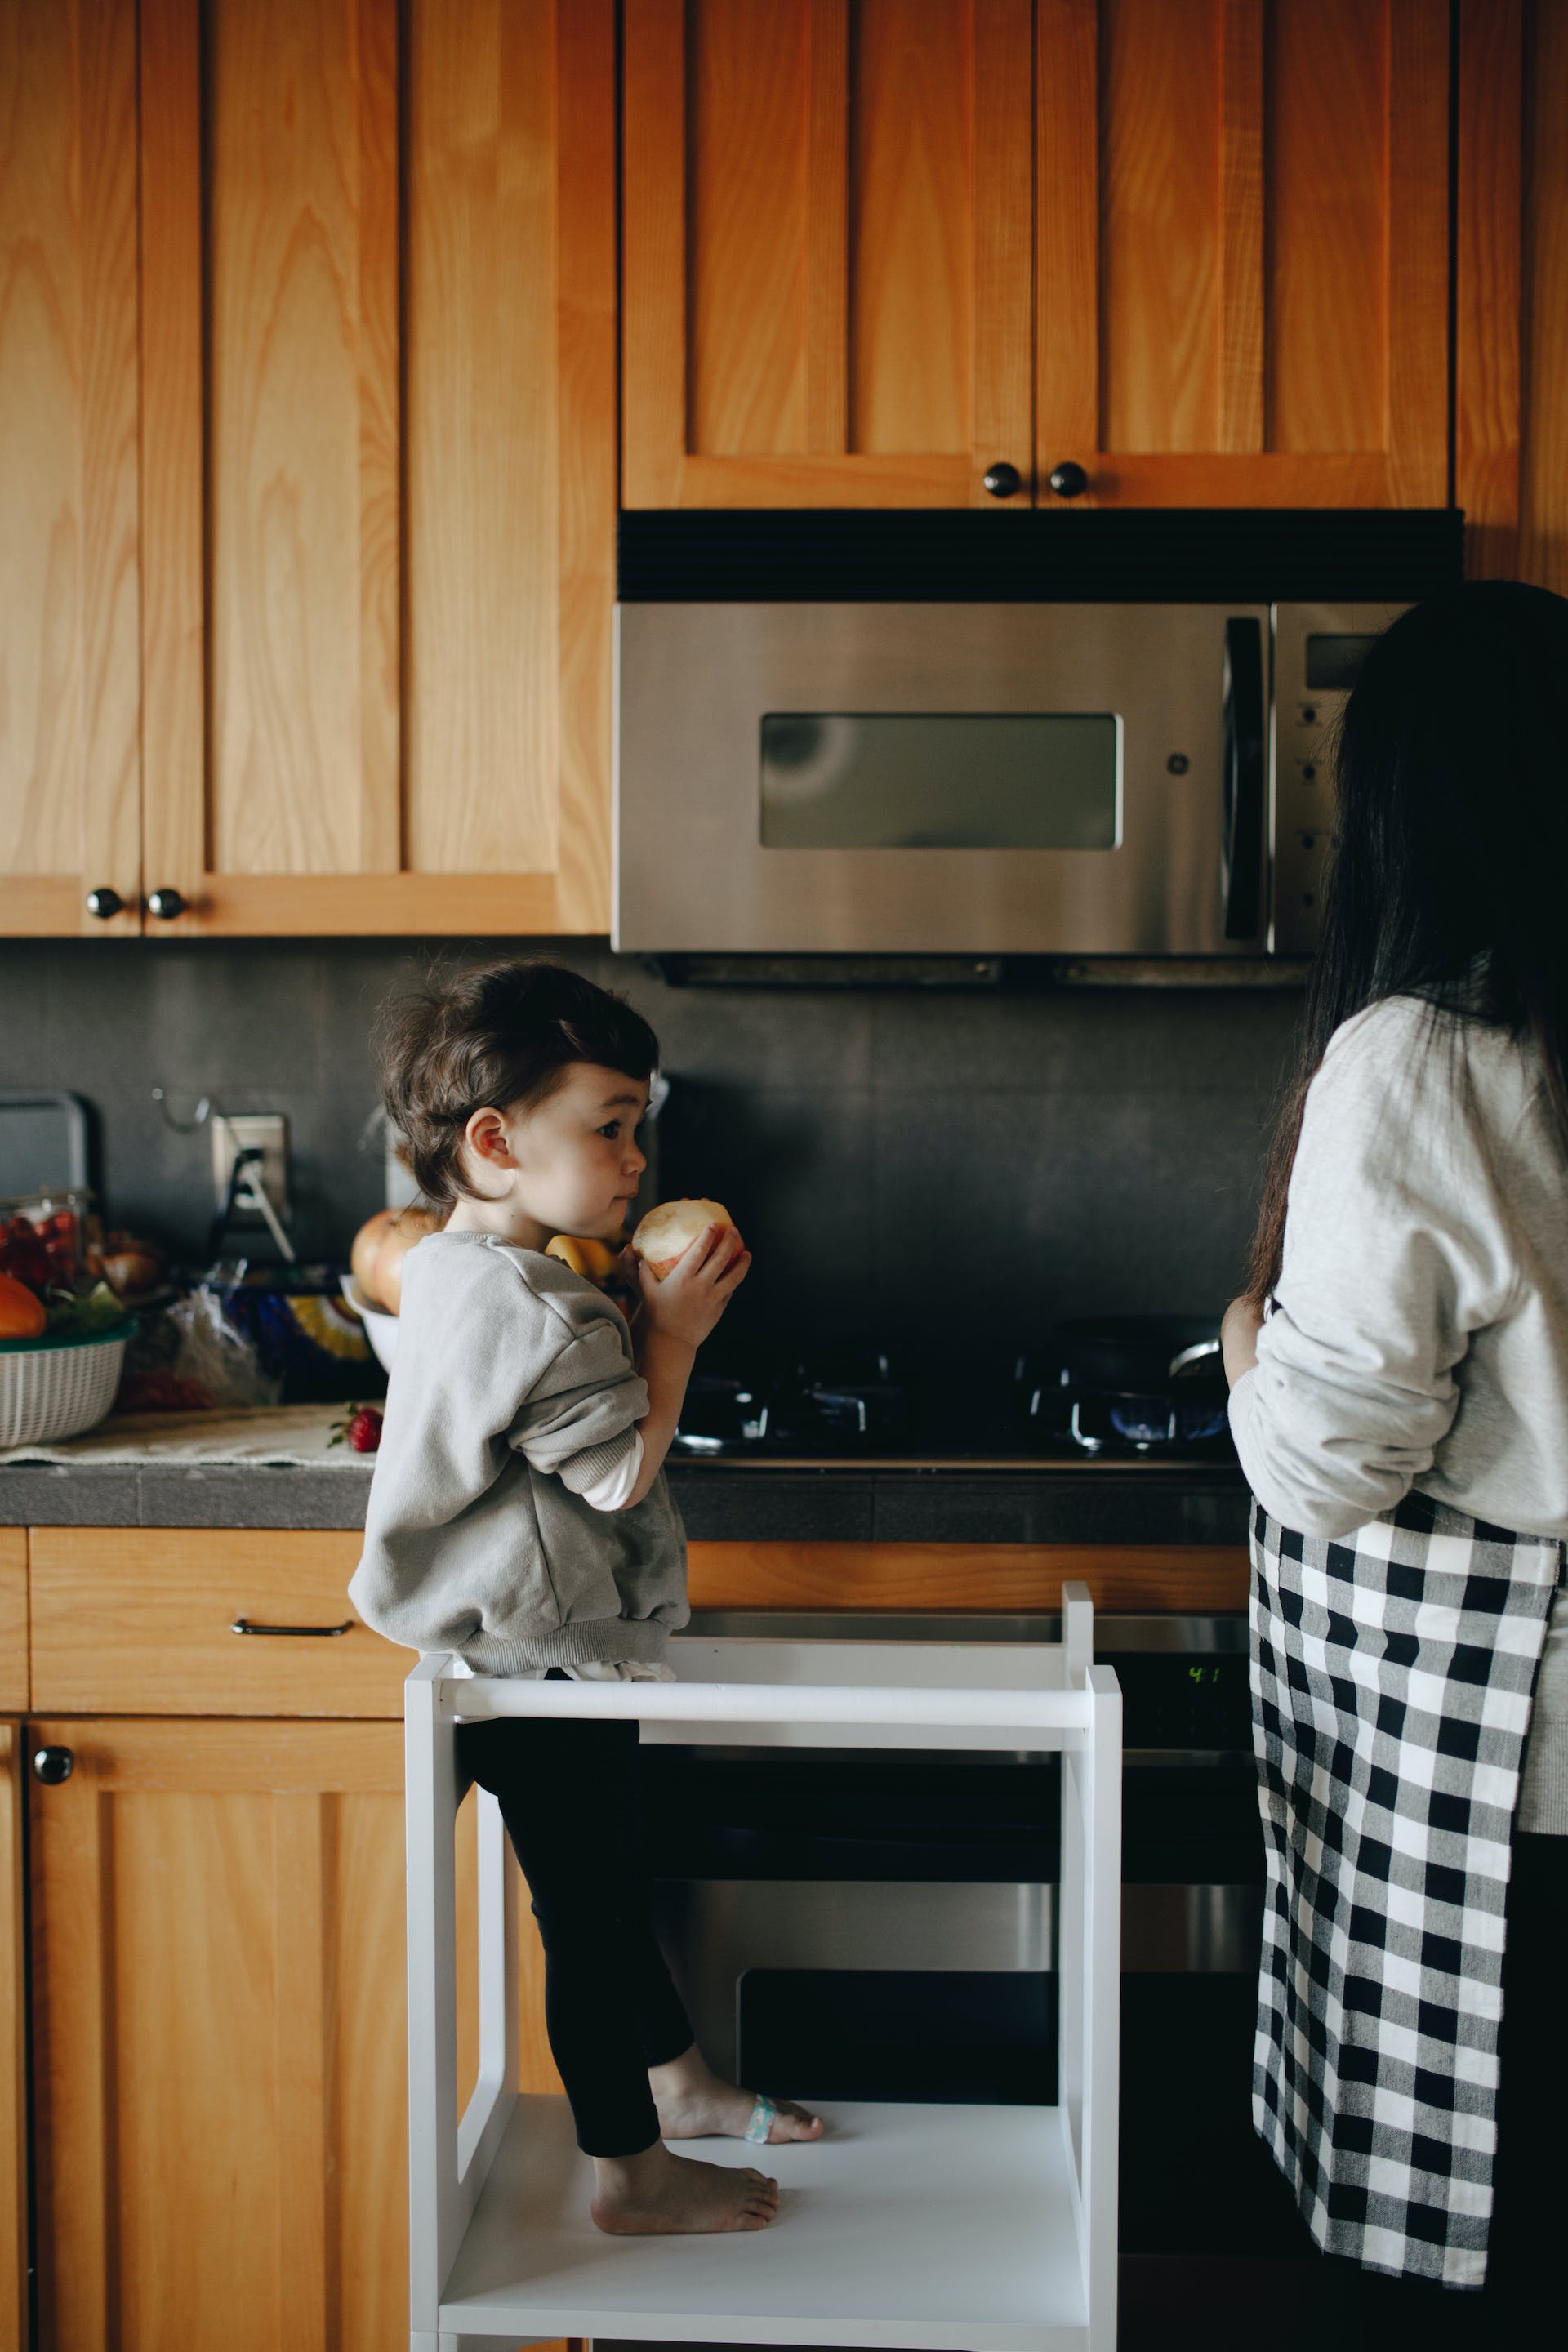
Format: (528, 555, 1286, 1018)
(622, 0, 1036, 508)
(0, 0, 142, 934)
(624, 0, 1452, 510)
(138, 0, 617, 938)
(1037, 0, 1451, 508)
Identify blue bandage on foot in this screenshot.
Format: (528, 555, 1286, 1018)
(743, 2094, 777, 2145)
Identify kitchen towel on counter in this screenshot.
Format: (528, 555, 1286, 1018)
(0, 1404, 368, 1468)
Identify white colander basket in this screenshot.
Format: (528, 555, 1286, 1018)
(0, 1325, 132, 1448)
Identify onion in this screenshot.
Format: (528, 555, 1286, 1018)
(372, 1206, 445, 1315)
(350, 1208, 400, 1306)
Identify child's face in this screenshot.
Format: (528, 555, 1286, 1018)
(463, 1062, 650, 1244)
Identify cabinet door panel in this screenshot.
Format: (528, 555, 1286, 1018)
(29, 1717, 567, 2352)
(0, 1726, 24, 2352)
(1036, 0, 1450, 506)
(0, 0, 141, 935)
(624, 0, 1034, 507)
(140, 0, 615, 934)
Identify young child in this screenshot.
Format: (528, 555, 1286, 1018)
(350, 958, 822, 2236)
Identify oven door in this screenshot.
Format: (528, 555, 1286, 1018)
(642, 1611, 1309, 2294)
(615, 602, 1269, 955)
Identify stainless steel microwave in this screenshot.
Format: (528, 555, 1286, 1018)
(613, 599, 1404, 956)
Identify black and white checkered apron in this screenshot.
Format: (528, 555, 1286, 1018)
(1250, 1490, 1561, 2287)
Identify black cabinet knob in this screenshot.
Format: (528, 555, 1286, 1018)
(145, 888, 186, 920)
(85, 888, 123, 920)
(1047, 460, 1089, 498)
(32, 1746, 74, 1785)
(982, 461, 1022, 499)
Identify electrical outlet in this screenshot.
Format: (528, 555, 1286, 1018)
(211, 1113, 290, 1222)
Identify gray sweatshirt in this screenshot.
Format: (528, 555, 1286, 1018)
(1229, 993, 1568, 1830)
(349, 1230, 688, 1674)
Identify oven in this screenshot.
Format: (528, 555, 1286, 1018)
(643, 1609, 1312, 2309)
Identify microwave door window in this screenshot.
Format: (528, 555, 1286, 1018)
(759, 714, 1120, 851)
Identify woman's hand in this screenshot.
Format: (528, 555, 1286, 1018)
(1220, 1294, 1264, 1388)
(635, 1222, 751, 1353)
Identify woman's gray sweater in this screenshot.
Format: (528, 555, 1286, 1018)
(1229, 995, 1568, 1831)
(349, 1231, 688, 1674)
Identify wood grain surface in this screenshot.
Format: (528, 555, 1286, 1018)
(29, 1526, 408, 1717)
(25, 1713, 568, 2351)
(1456, 0, 1522, 577)
(623, 0, 1033, 506)
(0, 1725, 24, 2352)
(406, 0, 559, 878)
(29, 1526, 1250, 1689)
(1519, 0, 1568, 595)
(688, 1539, 1250, 1613)
(0, 1530, 24, 1713)
(207, 0, 390, 877)
(0, 0, 142, 935)
(138, 0, 207, 917)
(137, 0, 614, 934)
(1037, 0, 1449, 505)
(1100, 0, 1221, 455)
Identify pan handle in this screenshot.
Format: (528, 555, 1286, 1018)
(1221, 617, 1267, 941)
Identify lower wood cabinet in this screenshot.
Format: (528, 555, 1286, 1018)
(2, 1726, 26, 2352)
(17, 1519, 1249, 2347)
(27, 1713, 562, 2352)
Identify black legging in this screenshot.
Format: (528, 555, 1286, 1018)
(459, 1677, 695, 2158)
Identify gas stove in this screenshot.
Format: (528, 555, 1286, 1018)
(671, 1319, 1236, 1468)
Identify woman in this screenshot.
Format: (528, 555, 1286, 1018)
(1221, 581, 1568, 2338)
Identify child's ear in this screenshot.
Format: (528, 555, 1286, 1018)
(463, 1105, 513, 1166)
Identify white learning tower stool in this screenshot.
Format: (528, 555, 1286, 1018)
(404, 1586, 1122, 2352)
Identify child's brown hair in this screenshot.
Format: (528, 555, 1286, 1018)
(375, 959, 659, 1206)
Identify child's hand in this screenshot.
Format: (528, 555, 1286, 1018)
(635, 1222, 751, 1351)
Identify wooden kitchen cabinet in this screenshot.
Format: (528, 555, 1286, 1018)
(27, 1713, 564, 2352)
(0, 0, 143, 936)
(139, 0, 617, 936)
(1036, 0, 1450, 508)
(1, 1726, 26, 2352)
(623, 0, 1451, 511)
(622, 0, 1036, 508)
(1, 0, 617, 942)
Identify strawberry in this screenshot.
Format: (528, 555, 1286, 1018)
(330, 1403, 384, 1454)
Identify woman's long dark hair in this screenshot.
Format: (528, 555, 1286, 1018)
(1245, 580, 1568, 1303)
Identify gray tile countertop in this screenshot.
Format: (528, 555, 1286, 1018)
(0, 1455, 1250, 1544)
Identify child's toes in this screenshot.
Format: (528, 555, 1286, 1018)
(770, 2098, 823, 2142)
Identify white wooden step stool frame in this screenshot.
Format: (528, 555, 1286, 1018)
(405, 1585, 1121, 2352)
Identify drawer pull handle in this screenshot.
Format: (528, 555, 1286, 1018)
(230, 1617, 354, 1638)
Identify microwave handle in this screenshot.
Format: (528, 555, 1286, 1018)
(1221, 616, 1266, 940)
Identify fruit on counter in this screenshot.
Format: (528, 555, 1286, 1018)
(350, 1207, 400, 1303)
(0, 1218, 51, 1292)
(0, 1272, 47, 1339)
(94, 1232, 165, 1301)
(630, 1197, 735, 1281)
(365, 1205, 445, 1314)
(545, 1234, 623, 1285)
(330, 1402, 384, 1453)
(114, 1368, 216, 1414)
(44, 1280, 130, 1339)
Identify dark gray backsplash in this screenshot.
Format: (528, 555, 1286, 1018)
(0, 939, 1300, 1368)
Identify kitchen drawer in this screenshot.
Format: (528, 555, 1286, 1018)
(29, 1528, 408, 1717)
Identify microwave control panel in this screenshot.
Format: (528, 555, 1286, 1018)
(1271, 602, 1409, 955)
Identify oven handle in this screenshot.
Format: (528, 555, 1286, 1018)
(1221, 615, 1267, 941)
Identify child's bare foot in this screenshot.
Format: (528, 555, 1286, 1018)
(649, 2043, 824, 2146)
(590, 2139, 780, 2235)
